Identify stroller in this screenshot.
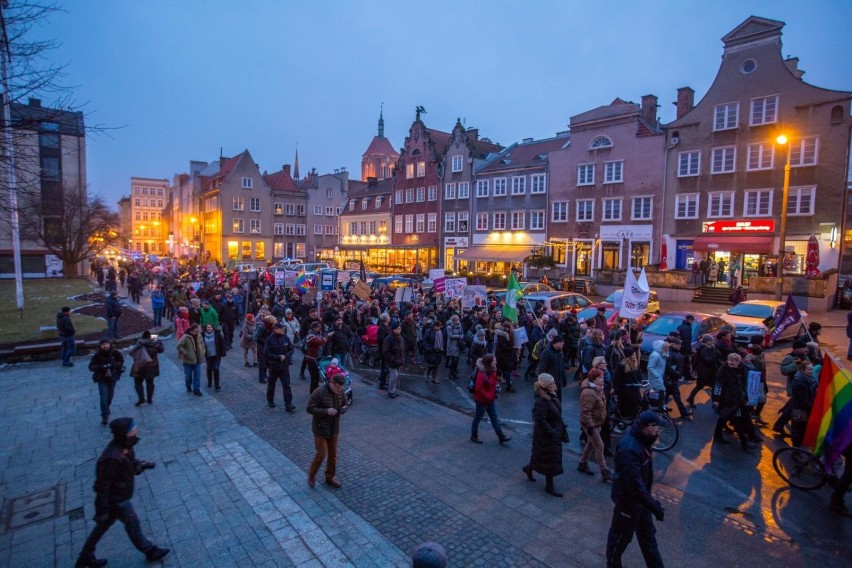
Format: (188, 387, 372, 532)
(318, 356, 354, 406)
(358, 324, 380, 368)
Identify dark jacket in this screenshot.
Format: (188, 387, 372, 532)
(713, 364, 746, 410)
(105, 296, 123, 319)
(56, 311, 75, 337)
(530, 392, 563, 476)
(494, 329, 514, 370)
(220, 301, 239, 325)
(847, 312, 852, 339)
(677, 321, 693, 353)
(89, 348, 125, 383)
(382, 332, 404, 368)
(130, 338, 164, 378)
(791, 370, 817, 414)
(537, 344, 567, 386)
(93, 440, 144, 516)
(581, 341, 606, 372)
(202, 329, 226, 359)
(377, 323, 391, 360)
(264, 332, 294, 370)
(307, 383, 347, 438)
(329, 326, 353, 354)
(694, 343, 718, 386)
(610, 422, 664, 516)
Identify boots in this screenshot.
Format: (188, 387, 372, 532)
(470, 433, 483, 444)
(522, 464, 536, 482)
(145, 546, 170, 562)
(544, 476, 563, 497)
(601, 470, 613, 484)
(75, 557, 107, 568)
(577, 462, 594, 476)
(498, 433, 512, 445)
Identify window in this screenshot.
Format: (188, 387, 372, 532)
(416, 214, 425, 233)
(744, 189, 773, 216)
(314, 224, 323, 235)
(375, 196, 383, 208)
(493, 178, 507, 196)
(232, 196, 244, 211)
(326, 188, 333, 199)
(604, 161, 623, 183)
(284, 223, 296, 236)
(416, 187, 425, 202)
(313, 205, 322, 215)
(511, 211, 525, 230)
(337, 207, 343, 215)
(787, 186, 815, 216)
(427, 213, 436, 233)
(713, 102, 739, 131)
(233, 218, 244, 233)
(360, 222, 367, 235)
(529, 210, 545, 230)
(405, 214, 414, 233)
(416, 161, 426, 177)
(405, 164, 414, 179)
(750, 95, 778, 126)
(297, 205, 305, 216)
(250, 197, 261, 212)
(602, 198, 622, 221)
(250, 219, 261, 233)
(551, 202, 568, 222)
(444, 212, 456, 232)
(476, 180, 489, 197)
(428, 186, 437, 201)
(631, 197, 653, 220)
(241, 177, 253, 189)
(511, 177, 526, 195)
(296, 224, 306, 236)
(674, 194, 699, 219)
(790, 136, 819, 167)
(493, 212, 507, 230)
(531, 174, 546, 194)
(134, 211, 140, 220)
(476, 213, 488, 230)
(134, 198, 140, 206)
(349, 221, 358, 235)
(452, 155, 463, 172)
(576, 199, 594, 222)
(242, 241, 252, 258)
(707, 191, 734, 218)
(325, 225, 335, 235)
(395, 190, 403, 204)
(405, 188, 414, 203)
(747, 143, 774, 171)
(678, 152, 700, 177)
(589, 136, 612, 149)
(458, 182, 469, 199)
(361, 198, 368, 210)
(274, 202, 284, 215)
(578, 164, 595, 185)
(325, 206, 335, 216)
(395, 215, 403, 233)
(445, 183, 456, 200)
(457, 212, 469, 232)
(40, 157, 60, 179)
(711, 146, 736, 174)
(274, 223, 285, 235)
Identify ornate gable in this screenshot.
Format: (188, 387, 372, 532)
(722, 16, 784, 49)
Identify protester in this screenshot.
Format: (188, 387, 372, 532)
(177, 323, 205, 396)
(129, 331, 164, 406)
(202, 323, 226, 391)
(305, 321, 328, 393)
(240, 313, 258, 367)
(89, 338, 125, 425)
(577, 368, 611, 483)
(306, 373, 349, 489)
(423, 320, 445, 384)
(494, 321, 516, 392)
(150, 286, 165, 327)
(470, 354, 511, 445)
(105, 291, 122, 340)
(382, 322, 405, 399)
(522, 373, 565, 497)
(712, 353, 759, 450)
(790, 360, 818, 447)
(57, 306, 76, 367)
(265, 321, 296, 411)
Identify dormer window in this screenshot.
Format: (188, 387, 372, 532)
(361, 198, 369, 210)
(375, 196, 383, 209)
(349, 200, 355, 211)
(589, 136, 613, 149)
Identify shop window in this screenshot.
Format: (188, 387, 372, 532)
(242, 241, 252, 259)
(631, 242, 650, 268)
(602, 242, 620, 270)
(255, 242, 265, 260)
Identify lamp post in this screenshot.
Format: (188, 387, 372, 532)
(775, 134, 791, 301)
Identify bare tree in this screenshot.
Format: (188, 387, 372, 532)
(18, 183, 119, 276)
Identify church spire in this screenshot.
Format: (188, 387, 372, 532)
(293, 146, 300, 180)
(378, 103, 385, 138)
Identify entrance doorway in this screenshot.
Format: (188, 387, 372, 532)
(575, 242, 592, 276)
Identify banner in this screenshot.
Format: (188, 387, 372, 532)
(353, 281, 371, 301)
(429, 268, 445, 282)
(394, 286, 414, 304)
(433, 276, 447, 294)
(619, 267, 650, 319)
(320, 270, 337, 291)
(769, 296, 802, 344)
(444, 278, 467, 299)
(462, 285, 488, 309)
(284, 270, 298, 288)
(274, 271, 286, 286)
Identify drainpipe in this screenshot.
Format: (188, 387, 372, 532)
(660, 137, 679, 266)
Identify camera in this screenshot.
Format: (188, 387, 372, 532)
(151, 334, 158, 340)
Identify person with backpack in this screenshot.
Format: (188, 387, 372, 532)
(129, 331, 164, 406)
(470, 354, 511, 445)
(526, 328, 553, 382)
(581, 329, 606, 382)
(561, 313, 581, 367)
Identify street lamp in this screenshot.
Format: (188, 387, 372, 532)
(775, 134, 792, 301)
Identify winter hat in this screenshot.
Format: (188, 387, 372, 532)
(546, 328, 558, 341)
(412, 542, 447, 568)
(391, 322, 400, 331)
(98, 337, 111, 346)
(793, 338, 808, 349)
(701, 334, 714, 344)
(475, 328, 486, 340)
(330, 358, 339, 366)
(273, 322, 285, 329)
(109, 417, 136, 437)
(622, 345, 636, 357)
(638, 410, 667, 428)
(246, 313, 254, 321)
(536, 373, 555, 387)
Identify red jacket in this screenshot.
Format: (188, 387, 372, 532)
(306, 332, 327, 359)
(474, 363, 499, 405)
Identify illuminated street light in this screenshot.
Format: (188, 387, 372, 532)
(775, 133, 792, 301)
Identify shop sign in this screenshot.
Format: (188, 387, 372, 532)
(702, 220, 775, 233)
(444, 237, 469, 247)
(577, 225, 592, 239)
(599, 224, 653, 240)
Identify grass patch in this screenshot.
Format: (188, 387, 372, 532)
(0, 279, 106, 344)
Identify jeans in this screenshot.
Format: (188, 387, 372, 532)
(307, 359, 320, 393)
(388, 367, 399, 395)
(79, 499, 153, 560)
(134, 375, 155, 403)
(267, 368, 293, 406)
(471, 401, 504, 437)
(309, 434, 338, 481)
(183, 363, 201, 392)
(152, 307, 163, 327)
(107, 317, 120, 340)
(97, 381, 116, 418)
(446, 355, 459, 378)
(606, 501, 664, 568)
(60, 335, 76, 365)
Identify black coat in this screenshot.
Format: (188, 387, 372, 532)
(329, 326, 352, 354)
(220, 301, 239, 325)
(307, 383, 347, 438)
(264, 332, 294, 370)
(93, 440, 144, 516)
(89, 348, 125, 383)
(56, 311, 75, 337)
(537, 345, 567, 386)
(130, 338, 164, 378)
(610, 422, 663, 515)
(494, 329, 515, 370)
(105, 296, 122, 319)
(677, 321, 693, 353)
(694, 344, 718, 387)
(382, 333, 404, 368)
(530, 393, 563, 476)
(581, 341, 606, 372)
(713, 364, 746, 410)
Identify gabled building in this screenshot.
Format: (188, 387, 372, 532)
(263, 164, 306, 261)
(361, 110, 398, 181)
(548, 96, 664, 276)
(299, 169, 350, 263)
(661, 16, 851, 294)
(462, 133, 567, 277)
(338, 177, 393, 270)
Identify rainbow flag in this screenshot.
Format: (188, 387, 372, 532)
(802, 353, 852, 471)
(296, 270, 315, 294)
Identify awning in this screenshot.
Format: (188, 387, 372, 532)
(692, 236, 774, 253)
(457, 246, 530, 262)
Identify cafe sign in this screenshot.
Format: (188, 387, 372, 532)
(702, 220, 775, 233)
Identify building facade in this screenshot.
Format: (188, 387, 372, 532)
(128, 177, 168, 255)
(300, 169, 349, 263)
(661, 16, 851, 287)
(338, 178, 393, 270)
(263, 164, 307, 261)
(361, 110, 398, 181)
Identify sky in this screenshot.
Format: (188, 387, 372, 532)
(35, 0, 852, 206)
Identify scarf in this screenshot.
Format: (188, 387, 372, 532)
(433, 329, 444, 352)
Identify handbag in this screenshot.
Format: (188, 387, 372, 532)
(131, 344, 152, 374)
(561, 421, 570, 444)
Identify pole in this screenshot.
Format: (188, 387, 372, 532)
(775, 142, 792, 301)
(0, 5, 23, 313)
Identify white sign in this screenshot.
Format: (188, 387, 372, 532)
(429, 268, 446, 282)
(444, 278, 467, 299)
(620, 267, 650, 319)
(462, 285, 487, 309)
(444, 237, 469, 247)
(274, 271, 286, 286)
(599, 224, 653, 241)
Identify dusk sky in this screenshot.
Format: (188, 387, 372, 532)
(40, 1, 852, 206)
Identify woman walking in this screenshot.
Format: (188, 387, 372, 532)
(470, 354, 511, 445)
(240, 313, 258, 367)
(522, 373, 565, 497)
(202, 324, 226, 391)
(129, 331, 164, 406)
(577, 368, 612, 482)
(494, 321, 517, 393)
(423, 320, 445, 384)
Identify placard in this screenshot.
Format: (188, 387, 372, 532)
(320, 271, 337, 291)
(274, 271, 286, 286)
(462, 285, 487, 309)
(353, 281, 372, 302)
(433, 276, 447, 294)
(444, 278, 467, 299)
(284, 270, 298, 288)
(513, 327, 529, 346)
(429, 268, 446, 282)
(394, 286, 414, 304)
(302, 288, 317, 305)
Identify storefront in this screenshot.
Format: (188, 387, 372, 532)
(456, 245, 528, 277)
(443, 236, 469, 272)
(337, 245, 438, 274)
(596, 224, 654, 272)
(692, 220, 776, 286)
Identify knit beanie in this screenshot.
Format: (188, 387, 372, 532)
(412, 542, 447, 568)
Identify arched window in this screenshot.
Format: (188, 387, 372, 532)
(831, 105, 844, 125)
(589, 136, 613, 149)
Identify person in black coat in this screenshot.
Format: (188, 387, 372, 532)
(129, 331, 164, 406)
(57, 306, 77, 367)
(536, 336, 567, 400)
(220, 295, 239, 349)
(89, 338, 125, 426)
(687, 335, 719, 408)
(677, 315, 694, 380)
(265, 322, 295, 411)
(105, 291, 122, 340)
(522, 374, 565, 497)
(494, 321, 516, 392)
(712, 353, 759, 450)
(75, 417, 169, 567)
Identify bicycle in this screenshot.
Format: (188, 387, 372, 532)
(772, 446, 846, 490)
(609, 382, 680, 452)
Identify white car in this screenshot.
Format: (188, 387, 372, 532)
(721, 300, 808, 345)
(603, 289, 661, 314)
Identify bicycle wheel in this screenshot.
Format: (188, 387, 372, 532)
(772, 447, 826, 490)
(651, 412, 679, 452)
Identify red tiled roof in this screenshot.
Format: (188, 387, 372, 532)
(263, 168, 299, 192)
(478, 135, 569, 173)
(363, 136, 399, 158)
(423, 127, 453, 155)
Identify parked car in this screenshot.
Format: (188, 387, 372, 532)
(639, 311, 732, 361)
(602, 289, 661, 314)
(721, 300, 809, 346)
(574, 304, 658, 328)
(522, 291, 592, 317)
(838, 279, 852, 309)
(371, 275, 417, 290)
(488, 282, 553, 304)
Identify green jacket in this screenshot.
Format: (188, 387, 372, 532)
(200, 306, 219, 328)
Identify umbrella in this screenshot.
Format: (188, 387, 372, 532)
(659, 241, 668, 271)
(805, 234, 821, 278)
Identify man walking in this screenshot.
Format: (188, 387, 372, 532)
(306, 373, 349, 489)
(89, 338, 126, 425)
(382, 322, 405, 399)
(265, 322, 296, 411)
(75, 418, 169, 567)
(105, 291, 122, 340)
(57, 306, 76, 367)
(177, 323, 205, 396)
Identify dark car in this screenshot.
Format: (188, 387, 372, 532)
(575, 304, 659, 328)
(639, 311, 732, 362)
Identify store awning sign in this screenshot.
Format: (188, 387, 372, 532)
(702, 220, 775, 233)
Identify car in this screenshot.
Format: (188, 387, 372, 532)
(639, 311, 733, 361)
(371, 275, 418, 290)
(721, 300, 809, 346)
(602, 289, 661, 315)
(522, 291, 592, 317)
(488, 282, 554, 303)
(574, 304, 659, 328)
(838, 279, 852, 309)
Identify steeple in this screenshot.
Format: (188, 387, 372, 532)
(378, 103, 385, 138)
(293, 146, 300, 180)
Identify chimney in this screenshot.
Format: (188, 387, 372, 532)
(641, 94, 658, 123)
(367, 176, 378, 188)
(283, 164, 291, 176)
(675, 87, 695, 120)
(784, 57, 805, 79)
(28, 98, 41, 108)
(522, 138, 534, 143)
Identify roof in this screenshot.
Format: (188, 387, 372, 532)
(10, 99, 85, 136)
(570, 97, 662, 136)
(722, 16, 784, 49)
(362, 135, 399, 158)
(339, 178, 394, 218)
(263, 168, 299, 192)
(423, 127, 454, 156)
(203, 151, 247, 184)
(477, 134, 569, 174)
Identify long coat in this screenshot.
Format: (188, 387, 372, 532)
(444, 321, 464, 357)
(530, 392, 564, 476)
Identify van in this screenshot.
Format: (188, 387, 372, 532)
(290, 262, 331, 274)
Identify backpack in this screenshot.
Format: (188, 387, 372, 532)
(531, 338, 547, 361)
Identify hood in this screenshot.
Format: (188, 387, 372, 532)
(495, 329, 509, 339)
(652, 340, 665, 354)
(580, 378, 591, 389)
(476, 358, 489, 373)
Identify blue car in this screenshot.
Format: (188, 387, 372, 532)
(639, 311, 732, 362)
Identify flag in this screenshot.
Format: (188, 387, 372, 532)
(769, 296, 802, 344)
(296, 270, 315, 294)
(620, 267, 650, 319)
(803, 353, 852, 471)
(503, 273, 523, 323)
